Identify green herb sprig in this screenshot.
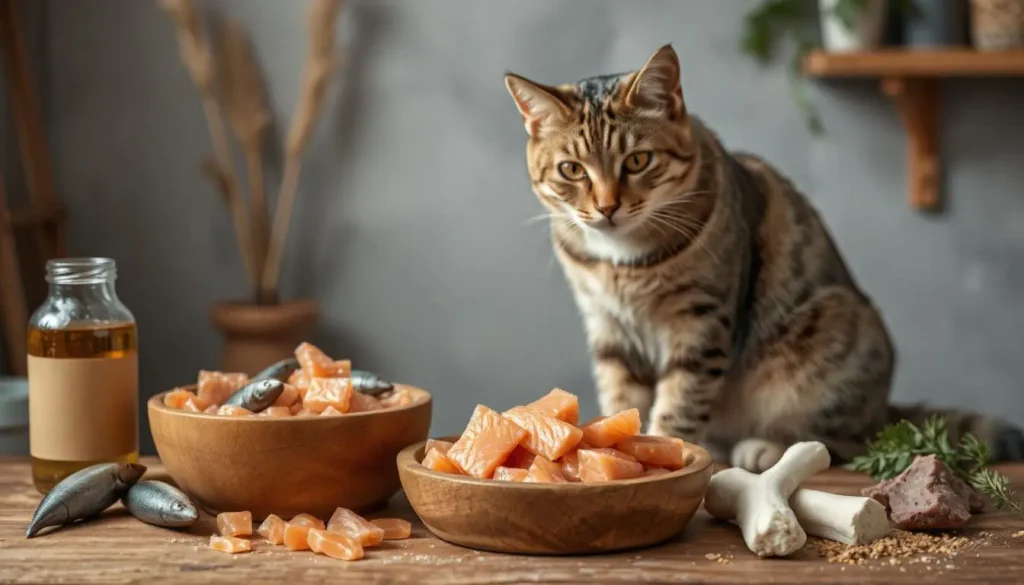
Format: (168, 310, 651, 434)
(849, 415, 1022, 514)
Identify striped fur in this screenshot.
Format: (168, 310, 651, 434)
(506, 45, 1023, 471)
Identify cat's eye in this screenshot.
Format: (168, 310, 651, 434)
(558, 161, 587, 181)
(623, 152, 653, 174)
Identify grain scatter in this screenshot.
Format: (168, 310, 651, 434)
(809, 529, 973, 566)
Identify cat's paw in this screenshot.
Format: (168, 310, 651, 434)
(730, 438, 785, 472)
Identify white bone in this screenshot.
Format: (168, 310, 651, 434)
(790, 489, 891, 545)
(703, 441, 830, 557)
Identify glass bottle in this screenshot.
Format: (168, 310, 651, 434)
(27, 258, 139, 494)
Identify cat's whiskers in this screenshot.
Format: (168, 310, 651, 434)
(647, 210, 721, 265)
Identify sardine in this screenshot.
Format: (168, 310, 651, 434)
(26, 462, 146, 538)
(123, 480, 197, 528)
(351, 369, 394, 396)
(251, 357, 300, 383)
(221, 379, 284, 412)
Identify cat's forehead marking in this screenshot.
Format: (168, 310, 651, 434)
(576, 73, 628, 109)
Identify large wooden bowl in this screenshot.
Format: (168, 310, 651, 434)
(148, 385, 431, 520)
(397, 438, 712, 555)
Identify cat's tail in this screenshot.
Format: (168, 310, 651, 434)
(887, 404, 1024, 462)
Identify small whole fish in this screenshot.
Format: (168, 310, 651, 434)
(251, 357, 300, 383)
(123, 480, 197, 528)
(221, 378, 284, 412)
(351, 369, 394, 396)
(26, 462, 146, 538)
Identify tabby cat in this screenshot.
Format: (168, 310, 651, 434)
(505, 45, 1023, 471)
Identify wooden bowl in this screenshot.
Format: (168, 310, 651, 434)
(148, 385, 431, 520)
(397, 438, 713, 555)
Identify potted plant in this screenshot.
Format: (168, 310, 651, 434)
(740, 0, 918, 134)
(159, 0, 344, 374)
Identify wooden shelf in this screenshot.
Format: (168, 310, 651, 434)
(803, 50, 1024, 211)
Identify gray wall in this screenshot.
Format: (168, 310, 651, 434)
(31, 0, 1024, 453)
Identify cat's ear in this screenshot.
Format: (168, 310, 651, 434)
(623, 44, 686, 120)
(505, 73, 570, 138)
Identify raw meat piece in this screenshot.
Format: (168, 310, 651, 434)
(283, 522, 313, 550)
(503, 446, 537, 470)
(257, 514, 286, 545)
(164, 389, 199, 409)
(308, 528, 364, 560)
(446, 405, 528, 478)
(303, 377, 353, 414)
(422, 448, 462, 474)
(425, 439, 454, 455)
(203, 405, 219, 414)
(524, 388, 580, 425)
(503, 407, 583, 461)
(294, 409, 315, 417)
(559, 451, 581, 481)
(580, 409, 642, 448)
(369, 518, 412, 540)
(524, 456, 568, 483)
(327, 508, 385, 547)
(493, 466, 529, 482)
(197, 370, 249, 406)
(862, 455, 983, 530)
(577, 448, 644, 482)
(209, 535, 251, 554)
(644, 466, 672, 477)
(216, 511, 252, 537)
(616, 436, 686, 470)
(379, 388, 415, 408)
(182, 397, 208, 413)
(216, 405, 252, 417)
(289, 402, 304, 415)
(259, 406, 292, 417)
(321, 406, 344, 416)
(348, 391, 384, 413)
(272, 384, 299, 407)
(290, 513, 326, 529)
(288, 370, 311, 398)
(294, 342, 350, 378)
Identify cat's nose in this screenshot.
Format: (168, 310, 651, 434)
(596, 201, 621, 219)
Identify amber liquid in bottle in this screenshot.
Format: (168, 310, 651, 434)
(28, 321, 139, 493)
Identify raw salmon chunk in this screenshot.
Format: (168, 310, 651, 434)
(422, 447, 462, 474)
(257, 514, 286, 545)
(503, 446, 536, 469)
(524, 456, 568, 483)
(645, 466, 672, 477)
(216, 405, 252, 417)
(164, 389, 203, 410)
(259, 406, 292, 418)
(283, 522, 313, 551)
(616, 436, 686, 469)
(493, 466, 529, 481)
(308, 529, 364, 560)
(288, 370, 311, 398)
(209, 535, 251, 554)
(327, 508, 384, 547)
(182, 397, 209, 413)
(303, 377, 353, 414)
(348, 391, 384, 413)
(290, 513, 326, 529)
(577, 448, 644, 482)
(559, 450, 581, 482)
(503, 407, 583, 461)
(370, 518, 412, 540)
(289, 402, 304, 415)
(446, 405, 528, 478)
(580, 409, 642, 448)
(295, 342, 350, 378)
(272, 384, 299, 407)
(203, 405, 219, 414)
(216, 511, 252, 537)
(379, 388, 415, 408)
(197, 370, 249, 405)
(321, 406, 344, 416)
(524, 387, 580, 425)
(425, 439, 454, 455)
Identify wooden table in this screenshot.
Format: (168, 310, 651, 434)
(1, 457, 1023, 584)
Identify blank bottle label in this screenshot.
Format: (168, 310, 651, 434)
(28, 355, 138, 461)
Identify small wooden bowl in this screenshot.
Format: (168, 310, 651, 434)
(397, 438, 712, 555)
(148, 385, 431, 520)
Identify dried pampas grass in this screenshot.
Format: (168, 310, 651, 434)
(159, 0, 344, 303)
(261, 0, 343, 300)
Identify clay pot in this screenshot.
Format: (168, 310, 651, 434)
(209, 299, 319, 376)
(970, 0, 1024, 50)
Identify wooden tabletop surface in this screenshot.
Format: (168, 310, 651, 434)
(1, 457, 1023, 584)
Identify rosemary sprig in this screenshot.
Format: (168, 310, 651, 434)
(849, 415, 1022, 514)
